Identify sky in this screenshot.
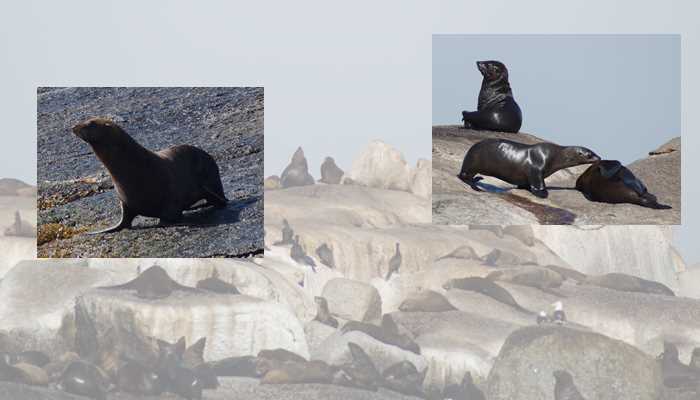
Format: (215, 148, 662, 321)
(0, 1, 698, 264)
(433, 34, 680, 166)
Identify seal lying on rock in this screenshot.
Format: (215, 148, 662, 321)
(458, 139, 600, 198)
(59, 360, 110, 400)
(581, 273, 675, 296)
(487, 266, 565, 295)
(461, 60, 522, 133)
(443, 276, 533, 314)
(291, 235, 317, 272)
(381, 360, 426, 397)
(99, 265, 197, 299)
(341, 315, 421, 354)
(553, 370, 586, 400)
(72, 117, 228, 234)
(333, 343, 381, 391)
(398, 290, 457, 312)
(575, 160, 672, 209)
(657, 342, 700, 389)
(195, 269, 240, 294)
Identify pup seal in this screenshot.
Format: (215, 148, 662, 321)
(553, 370, 586, 400)
(72, 117, 228, 234)
(461, 60, 522, 133)
(99, 265, 197, 299)
(458, 139, 600, 198)
(575, 160, 672, 209)
(443, 277, 533, 314)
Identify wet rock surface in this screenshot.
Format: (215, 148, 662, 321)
(36, 87, 264, 257)
(432, 125, 680, 225)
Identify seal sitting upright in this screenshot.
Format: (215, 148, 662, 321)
(72, 117, 228, 234)
(575, 160, 671, 209)
(458, 139, 600, 198)
(461, 60, 522, 133)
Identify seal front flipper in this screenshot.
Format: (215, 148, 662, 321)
(87, 202, 136, 235)
(527, 168, 548, 198)
(202, 184, 228, 208)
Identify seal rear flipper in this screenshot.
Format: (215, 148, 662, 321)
(639, 194, 672, 210)
(202, 185, 228, 207)
(87, 202, 136, 235)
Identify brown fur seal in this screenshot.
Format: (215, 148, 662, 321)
(72, 117, 228, 234)
(116, 360, 163, 396)
(261, 360, 335, 385)
(575, 160, 671, 209)
(443, 277, 533, 314)
(280, 147, 315, 188)
(381, 360, 426, 397)
(205, 355, 260, 377)
(443, 371, 485, 400)
(258, 348, 307, 364)
(398, 290, 457, 312)
(0, 357, 32, 385)
(13, 351, 50, 368)
(291, 235, 317, 271)
(459, 139, 600, 198)
(315, 243, 336, 269)
(541, 264, 588, 283)
(461, 60, 522, 133)
(436, 245, 481, 262)
(314, 296, 339, 328)
(319, 156, 344, 184)
(487, 266, 565, 294)
(581, 273, 675, 296)
(195, 269, 240, 294)
(333, 342, 381, 391)
(59, 360, 110, 400)
(341, 315, 420, 354)
(273, 218, 294, 245)
(99, 265, 197, 299)
(553, 370, 586, 400)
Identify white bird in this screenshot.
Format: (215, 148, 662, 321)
(552, 301, 566, 324)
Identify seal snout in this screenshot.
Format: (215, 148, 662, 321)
(476, 61, 487, 73)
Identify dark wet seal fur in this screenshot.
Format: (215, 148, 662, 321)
(581, 272, 675, 296)
(575, 160, 672, 209)
(461, 60, 522, 133)
(458, 138, 600, 199)
(72, 117, 228, 234)
(98, 265, 198, 299)
(443, 276, 533, 314)
(59, 360, 109, 400)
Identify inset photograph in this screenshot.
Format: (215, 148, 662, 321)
(432, 35, 680, 225)
(37, 87, 263, 257)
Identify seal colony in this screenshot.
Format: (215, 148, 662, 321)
(451, 60, 675, 212)
(72, 117, 228, 234)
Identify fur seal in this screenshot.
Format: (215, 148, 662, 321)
(461, 60, 522, 133)
(443, 371, 485, 400)
(315, 243, 336, 269)
(280, 147, 315, 188)
(398, 290, 457, 312)
(459, 139, 600, 198)
(553, 370, 586, 400)
(273, 219, 294, 245)
(13, 351, 50, 368)
(116, 360, 163, 396)
(59, 360, 109, 400)
(314, 296, 339, 328)
(581, 273, 675, 296)
(72, 117, 228, 234)
(381, 360, 426, 397)
(385, 242, 402, 281)
(195, 269, 240, 294)
(658, 342, 700, 389)
(486, 266, 564, 294)
(690, 348, 700, 372)
(333, 342, 381, 391)
(436, 245, 481, 262)
(319, 156, 344, 184)
(205, 355, 260, 378)
(443, 277, 533, 314)
(99, 265, 197, 299)
(291, 235, 317, 272)
(0, 357, 31, 385)
(74, 296, 99, 362)
(541, 265, 588, 283)
(575, 160, 671, 209)
(261, 360, 335, 385)
(341, 315, 420, 354)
